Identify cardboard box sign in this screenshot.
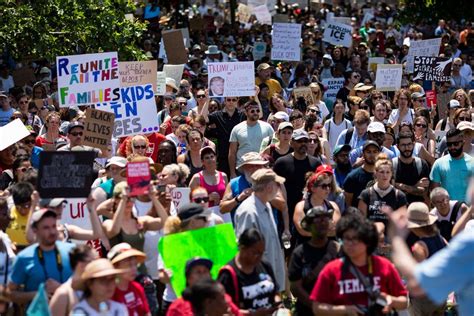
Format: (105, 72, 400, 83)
(38, 151, 95, 198)
(83, 108, 115, 152)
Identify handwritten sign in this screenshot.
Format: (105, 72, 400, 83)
(162, 30, 188, 64)
(406, 38, 441, 72)
(38, 151, 95, 198)
(171, 187, 190, 210)
(119, 60, 157, 92)
(252, 5, 272, 25)
(0, 119, 30, 151)
(413, 56, 452, 82)
(57, 52, 120, 107)
(83, 108, 115, 152)
(208, 62, 255, 97)
(95, 84, 159, 138)
(156, 71, 167, 95)
(330, 16, 352, 25)
(163, 64, 185, 87)
(323, 22, 353, 47)
(293, 87, 315, 106)
(322, 78, 345, 102)
(368, 57, 385, 72)
(127, 161, 151, 196)
(271, 23, 301, 61)
(375, 64, 403, 91)
(253, 42, 267, 61)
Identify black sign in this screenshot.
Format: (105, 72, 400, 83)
(38, 151, 95, 198)
(413, 56, 452, 82)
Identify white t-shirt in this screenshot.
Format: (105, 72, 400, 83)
(0, 232, 15, 285)
(71, 299, 128, 316)
(430, 200, 464, 222)
(387, 108, 415, 125)
(324, 118, 352, 154)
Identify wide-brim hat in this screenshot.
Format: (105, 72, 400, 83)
(108, 242, 147, 265)
(81, 258, 126, 281)
(407, 202, 438, 229)
(166, 77, 178, 92)
(236, 152, 268, 171)
(205, 45, 221, 55)
(301, 206, 333, 232)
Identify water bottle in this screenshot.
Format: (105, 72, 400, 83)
(99, 301, 108, 315)
(282, 233, 291, 249)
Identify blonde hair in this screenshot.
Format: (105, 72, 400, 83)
(125, 135, 149, 157)
(164, 216, 183, 235)
(375, 153, 392, 172)
(309, 83, 322, 102)
(409, 83, 423, 94)
(162, 163, 190, 185)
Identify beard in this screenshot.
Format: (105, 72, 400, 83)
(400, 149, 413, 158)
(448, 146, 464, 158)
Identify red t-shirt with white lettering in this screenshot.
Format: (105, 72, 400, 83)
(112, 281, 150, 316)
(309, 255, 407, 308)
(118, 132, 166, 162)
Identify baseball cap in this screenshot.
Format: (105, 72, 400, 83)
(354, 83, 373, 91)
(368, 122, 386, 134)
(106, 156, 127, 168)
(40, 198, 66, 208)
(411, 92, 425, 99)
(449, 99, 461, 109)
(185, 257, 213, 276)
(457, 121, 474, 132)
(300, 206, 333, 232)
(292, 130, 309, 140)
(363, 140, 381, 151)
(31, 209, 57, 227)
(274, 111, 289, 122)
(314, 164, 334, 178)
(67, 121, 84, 134)
(278, 122, 294, 131)
(323, 54, 333, 60)
(257, 63, 271, 72)
(177, 203, 212, 222)
(333, 144, 351, 157)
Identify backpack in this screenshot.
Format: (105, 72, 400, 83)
(436, 201, 463, 241)
(219, 264, 240, 305)
(344, 127, 354, 145)
(392, 157, 423, 182)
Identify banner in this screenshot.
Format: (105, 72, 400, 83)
(406, 38, 442, 72)
(171, 187, 190, 210)
(413, 56, 452, 82)
(293, 87, 315, 106)
(207, 62, 255, 97)
(119, 60, 157, 93)
(127, 161, 151, 196)
(156, 71, 167, 95)
(252, 5, 272, 25)
(368, 57, 385, 72)
(163, 64, 185, 86)
(330, 16, 352, 25)
(82, 108, 114, 152)
(322, 78, 345, 102)
(0, 118, 30, 151)
(162, 30, 188, 64)
(57, 52, 120, 107)
(38, 151, 95, 198)
(375, 64, 403, 91)
(95, 84, 159, 138)
(271, 23, 301, 61)
(323, 22, 353, 47)
(158, 224, 238, 297)
(253, 42, 267, 61)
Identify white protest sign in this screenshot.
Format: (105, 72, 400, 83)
(171, 187, 190, 210)
(158, 39, 168, 63)
(0, 119, 30, 151)
(375, 64, 403, 91)
(362, 11, 374, 25)
(253, 42, 267, 61)
(323, 22, 353, 47)
(180, 28, 191, 48)
(322, 78, 345, 102)
(330, 16, 352, 25)
(163, 64, 185, 86)
(208, 206, 233, 225)
(208, 62, 255, 97)
(57, 52, 120, 107)
(95, 84, 159, 138)
(368, 57, 385, 72)
(271, 23, 302, 61)
(156, 71, 167, 95)
(252, 5, 272, 25)
(435, 130, 447, 152)
(406, 38, 442, 72)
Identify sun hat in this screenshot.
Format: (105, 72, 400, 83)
(236, 152, 268, 171)
(166, 77, 178, 92)
(250, 168, 285, 185)
(407, 202, 438, 228)
(205, 45, 221, 55)
(81, 258, 125, 281)
(107, 242, 147, 265)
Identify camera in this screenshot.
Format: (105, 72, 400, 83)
(367, 296, 388, 316)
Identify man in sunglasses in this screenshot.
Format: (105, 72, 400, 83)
(430, 128, 474, 202)
(58, 121, 105, 157)
(229, 101, 274, 179)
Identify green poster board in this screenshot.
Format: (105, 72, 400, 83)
(158, 223, 238, 297)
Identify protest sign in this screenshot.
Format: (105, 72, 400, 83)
(57, 52, 120, 107)
(12, 67, 36, 87)
(158, 224, 238, 297)
(83, 108, 115, 152)
(406, 38, 442, 72)
(156, 71, 167, 95)
(158, 38, 167, 63)
(253, 42, 267, 61)
(127, 161, 151, 196)
(162, 30, 188, 64)
(272, 14, 289, 23)
(271, 23, 301, 61)
(208, 62, 255, 97)
(163, 64, 185, 86)
(95, 84, 159, 138)
(171, 187, 190, 210)
(0, 118, 30, 151)
(179, 28, 190, 48)
(323, 22, 353, 47)
(238, 3, 252, 23)
(38, 151, 95, 198)
(331, 16, 352, 25)
(252, 5, 272, 25)
(425, 90, 437, 108)
(435, 130, 447, 151)
(293, 87, 315, 106)
(34, 97, 54, 109)
(119, 60, 157, 93)
(322, 78, 345, 102)
(413, 56, 452, 82)
(368, 57, 385, 72)
(375, 64, 403, 91)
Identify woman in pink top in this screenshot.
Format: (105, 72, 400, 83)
(189, 146, 228, 207)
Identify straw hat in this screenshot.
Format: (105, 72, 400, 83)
(407, 202, 438, 229)
(81, 258, 125, 281)
(107, 243, 147, 265)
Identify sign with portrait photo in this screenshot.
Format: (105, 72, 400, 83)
(207, 62, 255, 97)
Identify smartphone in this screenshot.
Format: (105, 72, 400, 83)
(157, 184, 167, 193)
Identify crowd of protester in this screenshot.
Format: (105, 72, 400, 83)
(0, 0, 473, 315)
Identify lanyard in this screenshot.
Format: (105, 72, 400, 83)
(37, 246, 63, 283)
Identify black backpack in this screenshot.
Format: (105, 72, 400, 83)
(436, 201, 463, 241)
(344, 127, 354, 145)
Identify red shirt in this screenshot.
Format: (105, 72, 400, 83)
(118, 132, 166, 162)
(35, 135, 66, 148)
(112, 281, 150, 316)
(310, 256, 407, 308)
(166, 293, 240, 316)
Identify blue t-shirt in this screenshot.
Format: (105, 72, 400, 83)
(30, 146, 43, 169)
(0, 108, 13, 127)
(430, 153, 474, 201)
(230, 176, 251, 221)
(9, 241, 75, 292)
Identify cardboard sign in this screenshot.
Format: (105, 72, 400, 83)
(95, 84, 159, 138)
(207, 62, 255, 97)
(163, 64, 185, 86)
(156, 71, 167, 95)
(252, 42, 267, 61)
(119, 60, 157, 92)
(322, 78, 345, 102)
(252, 5, 272, 25)
(425, 90, 437, 108)
(368, 57, 385, 72)
(56, 52, 120, 107)
(375, 64, 403, 91)
(179, 28, 191, 48)
(0, 119, 30, 151)
(406, 38, 442, 72)
(12, 67, 36, 87)
(435, 130, 447, 151)
(171, 187, 190, 210)
(162, 30, 188, 65)
(271, 23, 301, 61)
(38, 151, 95, 198)
(158, 224, 238, 297)
(323, 22, 353, 47)
(293, 87, 315, 106)
(83, 108, 115, 152)
(413, 56, 452, 82)
(127, 161, 151, 196)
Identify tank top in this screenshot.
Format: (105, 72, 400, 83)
(198, 171, 226, 207)
(419, 234, 446, 258)
(109, 220, 147, 274)
(296, 196, 334, 244)
(183, 152, 203, 184)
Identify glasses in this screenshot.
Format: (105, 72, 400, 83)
(308, 109, 321, 115)
(458, 116, 471, 122)
(193, 197, 209, 203)
(179, 102, 187, 106)
(447, 140, 462, 147)
(23, 139, 36, 145)
(415, 123, 427, 128)
(226, 98, 238, 102)
(17, 167, 33, 173)
(398, 142, 414, 148)
(70, 132, 83, 137)
(315, 183, 331, 190)
(196, 95, 206, 99)
(309, 138, 319, 144)
(249, 109, 260, 114)
(133, 144, 147, 149)
(352, 75, 361, 79)
(342, 235, 360, 244)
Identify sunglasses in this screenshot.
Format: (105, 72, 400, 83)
(226, 98, 238, 102)
(196, 95, 206, 99)
(458, 117, 471, 122)
(133, 144, 147, 149)
(249, 109, 260, 113)
(17, 167, 33, 172)
(193, 197, 209, 203)
(309, 138, 319, 143)
(70, 132, 83, 137)
(308, 109, 321, 115)
(447, 140, 462, 147)
(315, 183, 331, 189)
(415, 123, 427, 128)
